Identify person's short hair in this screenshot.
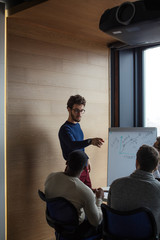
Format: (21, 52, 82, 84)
(67, 95, 86, 109)
(67, 150, 88, 172)
(136, 144, 159, 172)
(153, 136, 160, 152)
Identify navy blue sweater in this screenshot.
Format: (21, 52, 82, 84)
(58, 121, 91, 160)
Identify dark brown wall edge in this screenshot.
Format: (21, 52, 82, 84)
(7, 0, 48, 16)
(0, 3, 6, 240)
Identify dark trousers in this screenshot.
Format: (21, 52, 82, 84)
(78, 219, 102, 238)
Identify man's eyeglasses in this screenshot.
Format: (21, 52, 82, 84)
(72, 108, 85, 114)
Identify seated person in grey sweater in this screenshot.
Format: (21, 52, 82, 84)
(45, 150, 104, 238)
(108, 144, 160, 236)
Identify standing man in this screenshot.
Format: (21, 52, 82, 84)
(58, 94, 104, 188)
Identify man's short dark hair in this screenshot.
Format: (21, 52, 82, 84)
(67, 150, 88, 172)
(67, 95, 86, 109)
(136, 144, 159, 172)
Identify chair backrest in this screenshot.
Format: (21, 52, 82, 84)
(101, 204, 158, 240)
(38, 190, 79, 237)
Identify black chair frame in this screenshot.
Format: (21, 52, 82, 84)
(38, 190, 102, 240)
(38, 190, 80, 239)
(101, 204, 159, 240)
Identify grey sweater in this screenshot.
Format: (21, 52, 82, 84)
(108, 169, 160, 234)
(45, 172, 103, 226)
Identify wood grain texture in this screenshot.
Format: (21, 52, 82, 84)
(8, 17, 109, 54)
(8, 0, 135, 45)
(6, 2, 112, 239)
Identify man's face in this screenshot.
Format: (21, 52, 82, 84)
(69, 104, 85, 122)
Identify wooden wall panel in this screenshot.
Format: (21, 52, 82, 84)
(8, 17, 109, 54)
(7, 18, 109, 240)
